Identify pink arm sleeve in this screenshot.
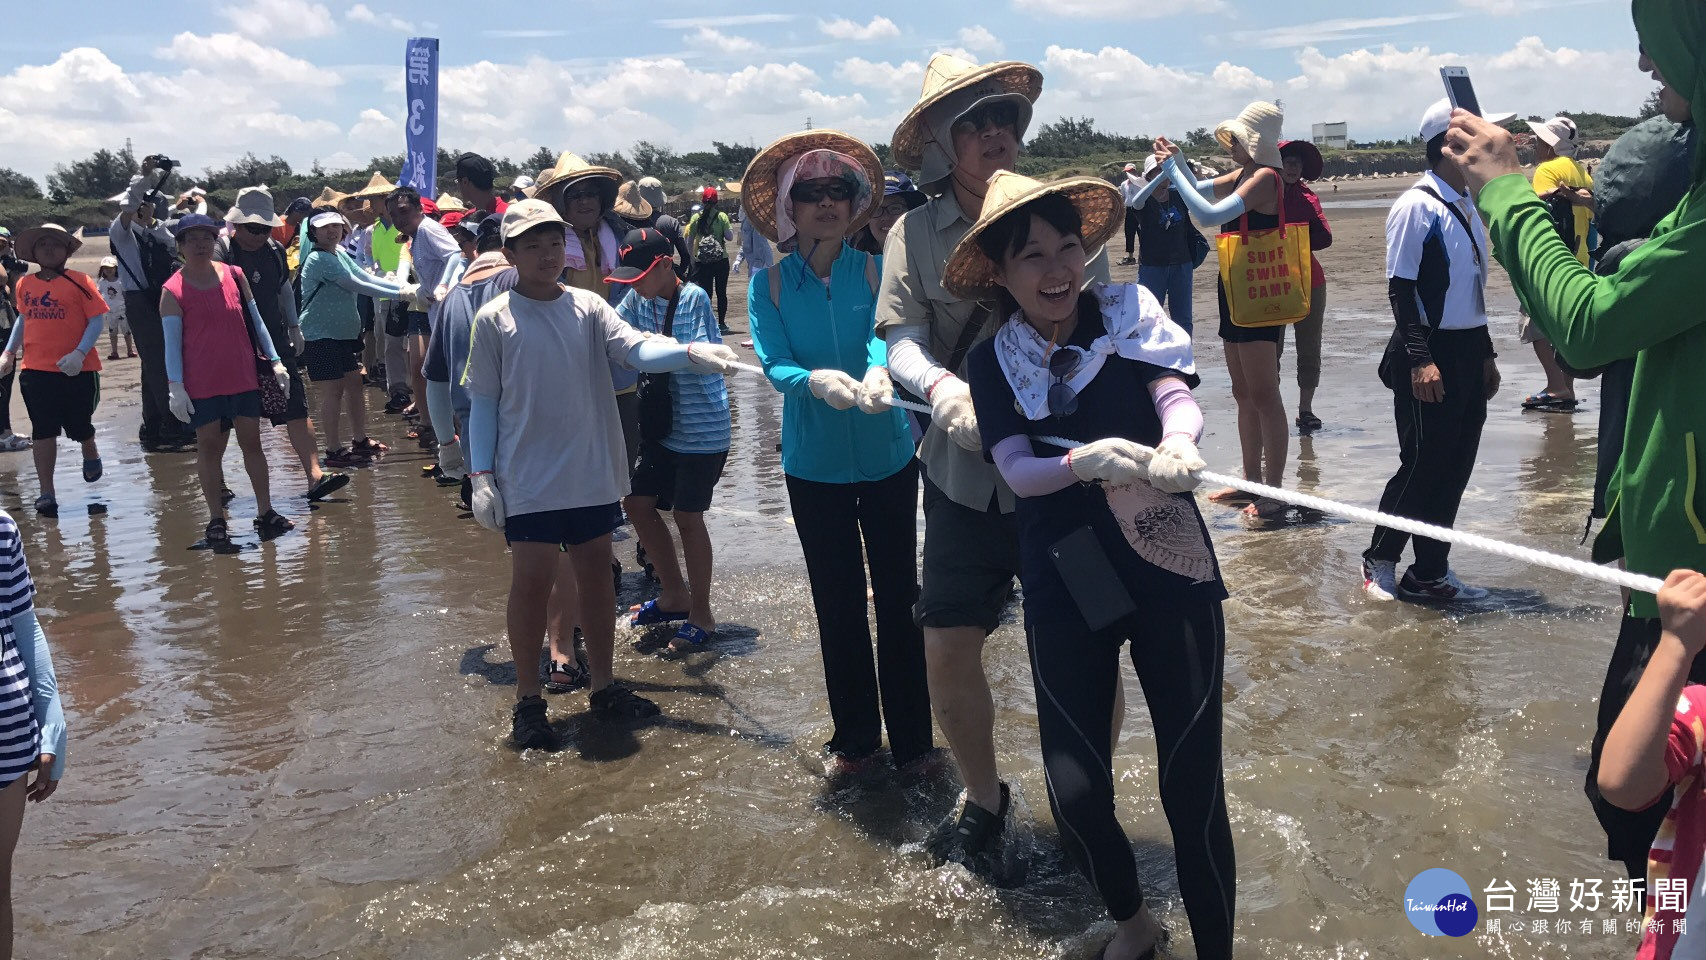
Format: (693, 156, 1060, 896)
(991, 434, 1079, 498)
(1151, 376, 1203, 441)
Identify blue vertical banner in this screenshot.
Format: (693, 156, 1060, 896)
(399, 37, 439, 195)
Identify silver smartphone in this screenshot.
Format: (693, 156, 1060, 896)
(1441, 66, 1482, 117)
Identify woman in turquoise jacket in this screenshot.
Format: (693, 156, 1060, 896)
(745, 131, 934, 775)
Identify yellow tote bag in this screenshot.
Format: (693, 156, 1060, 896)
(1217, 213, 1312, 328)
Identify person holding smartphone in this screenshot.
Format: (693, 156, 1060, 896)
(955, 171, 1233, 960)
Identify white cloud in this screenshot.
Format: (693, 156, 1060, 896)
(1229, 13, 1464, 49)
(956, 26, 1004, 55)
(219, 0, 334, 39)
(346, 4, 415, 32)
(834, 58, 925, 98)
(818, 16, 901, 41)
(685, 27, 760, 55)
(157, 32, 340, 94)
(349, 108, 397, 140)
(1011, 0, 1225, 19)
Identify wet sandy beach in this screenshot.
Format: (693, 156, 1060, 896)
(13, 185, 1636, 958)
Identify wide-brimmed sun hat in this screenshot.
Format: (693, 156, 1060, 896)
(226, 185, 285, 227)
(891, 54, 1043, 173)
(1277, 140, 1324, 181)
(349, 172, 397, 199)
(613, 181, 653, 221)
(14, 223, 83, 262)
(740, 129, 885, 244)
(434, 193, 468, 213)
(1215, 101, 1285, 169)
(314, 186, 347, 208)
(942, 171, 1122, 302)
(533, 152, 622, 209)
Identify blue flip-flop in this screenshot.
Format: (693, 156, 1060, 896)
(629, 599, 689, 627)
(669, 622, 716, 649)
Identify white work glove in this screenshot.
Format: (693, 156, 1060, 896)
(1067, 438, 1152, 485)
(122, 173, 149, 209)
(686, 343, 741, 374)
(469, 474, 505, 530)
(397, 282, 421, 307)
(168, 381, 195, 423)
(808, 369, 861, 411)
(288, 325, 306, 355)
(0, 352, 15, 378)
(270, 361, 289, 394)
(856, 365, 894, 415)
(1147, 435, 1206, 493)
(437, 439, 465, 478)
(927, 377, 982, 452)
(55, 350, 85, 377)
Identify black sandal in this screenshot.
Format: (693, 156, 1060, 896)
(205, 517, 230, 545)
(927, 782, 1012, 863)
(254, 510, 295, 537)
(589, 681, 660, 719)
(305, 473, 350, 501)
(543, 631, 590, 693)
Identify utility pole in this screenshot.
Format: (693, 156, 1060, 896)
(805, 116, 813, 130)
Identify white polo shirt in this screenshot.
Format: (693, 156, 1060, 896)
(1386, 171, 1490, 331)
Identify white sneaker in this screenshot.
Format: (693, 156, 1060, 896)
(1361, 558, 1399, 601)
(1398, 568, 1490, 601)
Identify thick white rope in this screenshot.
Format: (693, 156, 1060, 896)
(724, 361, 1663, 595)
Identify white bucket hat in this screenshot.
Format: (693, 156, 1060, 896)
(1215, 101, 1285, 169)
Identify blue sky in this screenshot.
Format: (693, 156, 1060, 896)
(1, 0, 1650, 183)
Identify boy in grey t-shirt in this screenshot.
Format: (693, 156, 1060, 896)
(461, 200, 743, 750)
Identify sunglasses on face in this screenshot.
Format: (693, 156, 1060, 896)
(562, 188, 602, 203)
(1047, 346, 1081, 418)
(240, 224, 273, 236)
(789, 180, 856, 204)
(952, 101, 1020, 138)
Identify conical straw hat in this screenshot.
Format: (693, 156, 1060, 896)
(433, 193, 467, 213)
(612, 181, 653, 221)
(891, 54, 1043, 171)
(314, 186, 346, 207)
(350, 172, 397, 198)
(533, 152, 622, 207)
(740, 129, 884, 244)
(942, 170, 1122, 301)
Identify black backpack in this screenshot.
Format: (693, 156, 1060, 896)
(117, 223, 181, 292)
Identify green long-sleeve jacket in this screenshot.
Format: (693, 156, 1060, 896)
(1474, 0, 1704, 618)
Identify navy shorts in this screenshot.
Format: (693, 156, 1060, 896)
(505, 502, 625, 548)
(406, 310, 430, 337)
(188, 390, 262, 430)
(303, 338, 363, 382)
(629, 442, 727, 513)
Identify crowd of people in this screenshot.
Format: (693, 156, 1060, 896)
(0, 2, 1702, 955)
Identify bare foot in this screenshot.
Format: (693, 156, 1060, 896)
(1242, 496, 1289, 521)
(1208, 486, 1255, 504)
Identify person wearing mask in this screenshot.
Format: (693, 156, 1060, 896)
(1518, 115, 1594, 413)
(110, 156, 195, 452)
(159, 214, 294, 545)
(877, 52, 1111, 872)
(955, 171, 1231, 960)
(1359, 99, 1504, 603)
(1446, 0, 1706, 883)
(1155, 102, 1290, 519)
(221, 186, 348, 502)
(744, 131, 934, 775)
(0, 225, 106, 516)
(1130, 155, 1203, 335)
(297, 210, 418, 468)
(1278, 140, 1334, 430)
(849, 170, 927, 257)
(687, 186, 734, 334)
(616, 180, 693, 278)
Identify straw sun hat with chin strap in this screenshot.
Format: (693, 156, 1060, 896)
(740, 129, 885, 244)
(532, 152, 622, 209)
(943, 171, 1122, 302)
(891, 55, 1043, 173)
(1214, 101, 1285, 169)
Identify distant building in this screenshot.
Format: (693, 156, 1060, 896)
(1312, 122, 1349, 150)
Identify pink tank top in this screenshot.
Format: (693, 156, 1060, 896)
(163, 264, 259, 400)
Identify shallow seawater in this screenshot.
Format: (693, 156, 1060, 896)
(10, 254, 1637, 959)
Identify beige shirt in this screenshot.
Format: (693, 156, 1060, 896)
(876, 189, 1110, 514)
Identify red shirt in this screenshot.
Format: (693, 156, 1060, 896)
(1282, 181, 1332, 288)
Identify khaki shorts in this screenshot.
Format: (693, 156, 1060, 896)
(1516, 305, 1547, 345)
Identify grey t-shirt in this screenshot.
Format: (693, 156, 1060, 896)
(462, 286, 649, 515)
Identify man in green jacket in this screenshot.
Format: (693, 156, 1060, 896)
(1446, 0, 1706, 880)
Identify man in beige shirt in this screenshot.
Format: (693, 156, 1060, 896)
(877, 54, 1110, 869)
